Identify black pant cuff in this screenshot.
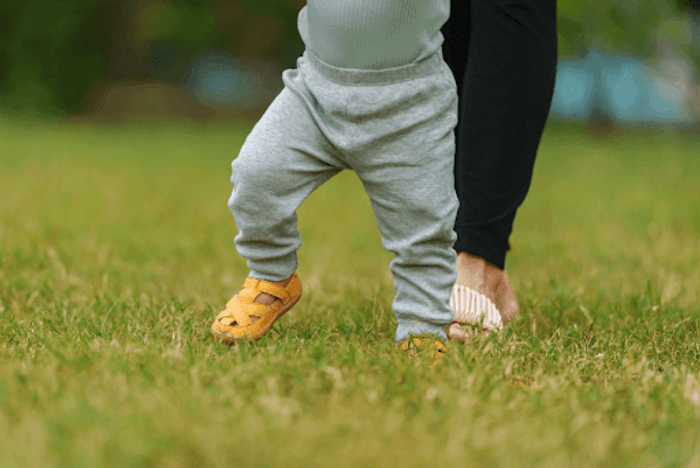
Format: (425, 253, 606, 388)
(454, 228, 508, 270)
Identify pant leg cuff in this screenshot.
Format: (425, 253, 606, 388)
(395, 321, 448, 343)
(453, 227, 508, 270)
(248, 254, 298, 282)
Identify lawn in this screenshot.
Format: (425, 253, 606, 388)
(1, 117, 699, 467)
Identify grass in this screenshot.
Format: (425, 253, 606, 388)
(1, 116, 700, 467)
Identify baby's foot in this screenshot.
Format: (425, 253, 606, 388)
(250, 275, 295, 310)
(401, 335, 447, 366)
(211, 273, 302, 344)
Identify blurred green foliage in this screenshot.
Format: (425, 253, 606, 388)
(0, 0, 305, 116)
(0, 1, 109, 115)
(558, 0, 700, 74)
(0, 0, 697, 116)
(560, 0, 664, 56)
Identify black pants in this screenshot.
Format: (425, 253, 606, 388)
(442, 0, 558, 269)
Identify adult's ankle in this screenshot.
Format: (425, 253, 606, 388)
(455, 252, 502, 301)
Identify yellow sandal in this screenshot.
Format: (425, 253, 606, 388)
(211, 273, 302, 344)
(401, 335, 447, 365)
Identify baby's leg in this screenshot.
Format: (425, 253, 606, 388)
(213, 68, 344, 343)
(229, 69, 344, 281)
(351, 64, 459, 342)
(360, 148, 458, 342)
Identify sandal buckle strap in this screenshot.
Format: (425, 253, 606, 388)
(256, 282, 291, 302)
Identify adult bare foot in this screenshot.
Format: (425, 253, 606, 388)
(455, 252, 501, 304)
(447, 252, 519, 342)
(496, 269, 519, 323)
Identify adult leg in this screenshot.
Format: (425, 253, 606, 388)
(442, 0, 557, 334)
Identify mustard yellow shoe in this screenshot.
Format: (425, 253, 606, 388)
(401, 336, 447, 365)
(211, 273, 302, 344)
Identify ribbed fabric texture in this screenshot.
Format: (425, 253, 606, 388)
(298, 0, 450, 69)
(450, 284, 503, 332)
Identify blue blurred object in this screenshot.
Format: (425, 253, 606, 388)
(187, 53, 264, 109)
(549, 60, 594, 119)
(551, 51, 689, 125)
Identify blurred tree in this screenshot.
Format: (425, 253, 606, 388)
(677, 0, 700, 14)
(0, 1, 110, 114)
(557, 0, 684, 58)
(557, 0, 700, 128)
(101, 0, 225, 80)
(212, 0, 302, 63)
(104, 0, 305, 79)
(0, 0, 306, 116)
(1, 0, 698, 116)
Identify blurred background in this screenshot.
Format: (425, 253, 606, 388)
(2, 0, 700, 127)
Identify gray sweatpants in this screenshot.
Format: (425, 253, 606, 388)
(228, 50, 459, 342)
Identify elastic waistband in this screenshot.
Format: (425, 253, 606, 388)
(302, 49, 444, 86)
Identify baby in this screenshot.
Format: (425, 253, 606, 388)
(211, 0, 459, 348)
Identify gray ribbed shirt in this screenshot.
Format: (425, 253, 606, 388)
(298, 0, 450, 70)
